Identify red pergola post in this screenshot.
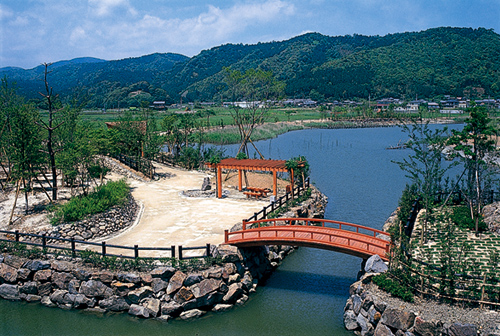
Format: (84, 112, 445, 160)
(217, 166, 222, 198)
(273, 170, 277, 196)
(238, 169, 243, 191)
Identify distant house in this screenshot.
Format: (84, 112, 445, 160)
(440, 99, 459, 108)
(152, 101, 166, 110)
(428, 102, 440, 110)
(283, 99, 317, 107)
(376, 98, 402, 111)
(458, 100, 469, 109)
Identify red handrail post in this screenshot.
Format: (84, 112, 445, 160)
(242, 220, 247, 231)
(224, 230, 229, 243)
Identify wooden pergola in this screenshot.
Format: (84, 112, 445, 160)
(214, 158, 293, 199)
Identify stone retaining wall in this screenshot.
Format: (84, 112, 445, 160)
(0, 242, 295, 321)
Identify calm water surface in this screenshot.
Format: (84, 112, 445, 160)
(0, 126, 460, 336)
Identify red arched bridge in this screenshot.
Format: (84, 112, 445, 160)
(224, 218, 392, 261)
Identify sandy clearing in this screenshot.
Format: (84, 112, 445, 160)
(102, 163, 270, 256)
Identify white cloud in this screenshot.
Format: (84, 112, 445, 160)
(88, 0, 136, 17)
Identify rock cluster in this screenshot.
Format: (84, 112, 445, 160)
(482, 203, 500, 234)
(0, 244, 296, 321)
(28, 196, 138, 242)
(343, 255, 491, 336)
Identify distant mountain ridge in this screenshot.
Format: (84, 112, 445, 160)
(2, 27, 499, 107)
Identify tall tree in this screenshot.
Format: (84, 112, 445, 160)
(448, 104, 497, 235)
(394, 117, 455, 243)
(223, 68, 284, 157)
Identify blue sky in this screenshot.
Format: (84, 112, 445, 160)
(1, 0, 499, 69)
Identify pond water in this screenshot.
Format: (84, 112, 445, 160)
(0, 125, 461, 336)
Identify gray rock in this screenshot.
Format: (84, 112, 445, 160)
(414, 317, 442, 336)
(368, 305, 382, 325)
(380, 308, 416, 332)
(41, 295, 56, 308)
(184, 273, 204, 287)
(79, 280, 112, 298)
(223, 283, 243, 303)
(364, 255, 388, 274)
(72, 268, 91, 281)
(143, 298, 161, 317)
(212, 303, 233, 312)
(3, 255, 27, 269)
(190, 278, 222, 299)
(155, 315, 170, 322)
(344, 310, 359, 330)
(33, 269, 52, 282)
(173, 286, 194, 304)
(374, 299, 387, 313)
(374, 323, 395, 336)
(24, 259, 51, 271)
(128, 286, 153, 304)
(73, 294, 95, 309)
(0, 263, 18, 283)
(99, 296, 130, 312)
(448, 323, 477, 336)
(150, 267, 176, 280)
(161, 301, 182, 316)
(201, 177, 211, 191)
(151, 278, 168, 293)
(20, 281, 38, 295)
(357, 313, 374, 336)
(353, 294, 363, 315)
(49, 289, 68, 304)
(52, 272, 75, 290)
(68, 279, 80, 294)
(166, 271, 187, 295)
(37, 282, 52, 296)
(179, 309, 205, 320)
(17, 268, 31, 281)
(0, 284, 20, 301)
(128, 304, 150, 318)
(116, 273, 141, 284)
(24, 294, 42, 302)
(51, 260, 75, 272)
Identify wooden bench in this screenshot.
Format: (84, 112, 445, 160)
(247, 187, 270, 197)
(243, 191, 263, 199)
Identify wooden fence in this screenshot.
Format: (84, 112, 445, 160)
(244, 177, 310, 223)
(394, 258, 500, 309)
(115, 154, 155, 179)
(0, 230, 211, 260)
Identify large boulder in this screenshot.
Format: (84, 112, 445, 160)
(99, 296, 130, 312)
(364, 255, 388, 274)
(0, 284, 20, 301)
(374, 323, 395, 336)
(190, 278, 222, 299)
(79, 280, 112, 298)
(151, 278, 168, 293)
(37, 282, 52, 296)
(150, 267, 176, 280)
(33, 269, 52, 282)
(223, 283, 243, 303)
(92, 271, 114, 283)
(179, 309, 205, 320)
(3, 255, 27, 269)
(448, 323, 478, 336)
(17, 268, 31, 281)
(166, 271, 187, 295)
(72, 268, 91, 281)
(52, 272, 75, 290)
(344, 310, 359, 330)
(173, 286, 194, 304)
(0, 263, 18, 283)
(51, 260, 75, 272)
(414, 317, 443, 336)
(116, 273, 141, 284)
(142, 298, 161, 317)
(161, 301, 182, 317)
(24, 260, 51, 271)
(19, 281, 39, 295)
(380, 308, 416, 332)
(184, 273, 203, 287)
(128, 304, 150, 318)
(128, 286, 153, 304)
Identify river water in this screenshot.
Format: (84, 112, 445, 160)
(0, 125, 460, 336)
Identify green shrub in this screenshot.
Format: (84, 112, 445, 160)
(450, 206, 487, 232)
(373, 273, 414, 302)
(51, 179, 130, 224)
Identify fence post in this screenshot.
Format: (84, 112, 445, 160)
(42, 233, 47, 250)
(101, 241, 106, 256)
(134, 245, 139, 259)
(171, 245, 176, 259)
(178, 246, 183, 260)
(206, 243, 211, 257)
(242, 220, 247, 230)
(71, 238, 76, 258)
(480, 273, 487, 309)
(15, 230, 19, 242)
(263, 207, 267, 219)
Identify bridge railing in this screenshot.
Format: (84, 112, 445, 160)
(224, 224, 391, 259)
(244, 177, 310, 223)
(241, 217, 390, 240)
(0, 229, 210, 260)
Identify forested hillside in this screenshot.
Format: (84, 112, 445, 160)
(1, 27, 499, 107)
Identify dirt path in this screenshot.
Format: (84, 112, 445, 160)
(103, 164, 268, 256)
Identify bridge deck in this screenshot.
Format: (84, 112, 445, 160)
(224, 218, 391, 261)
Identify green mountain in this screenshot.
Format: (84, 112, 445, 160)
(2, 27, 499, 107)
